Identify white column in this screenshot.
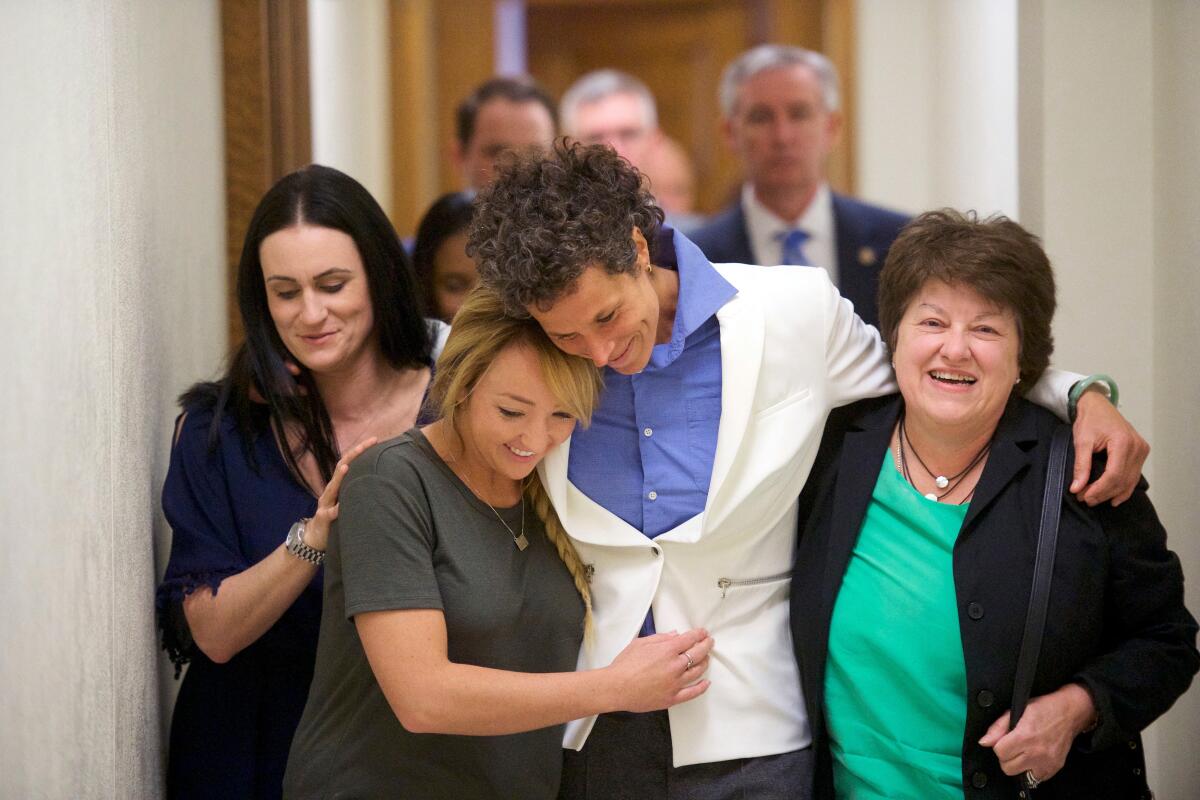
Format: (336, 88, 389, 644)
(0, 1, 227, 796)
(495, 0, 528, 75)
(856, 0, 1018, 217)
(1017, 0, 1155, 430)
(1017, 1, 1195, 794)
(309, 0, 394, 215)
(1149, 2, 1200, 796)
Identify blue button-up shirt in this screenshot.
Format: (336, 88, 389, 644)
(568, 229, 737, 538)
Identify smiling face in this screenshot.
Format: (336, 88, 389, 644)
(260, 224, 376, 377)
(723, 63, 841, 207)
(456, 342, 580, 485)
(894, 279, 1021, 436)
(525, 232, 663, 375)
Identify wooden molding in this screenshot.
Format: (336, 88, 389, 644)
(433, 0, 496, 198)
(220, 0, 312, 346)
(389, 0, 440, 237)
(821, 0, 856, 195)
(266, 0, 313, 178)
(388, 0, 495, 236)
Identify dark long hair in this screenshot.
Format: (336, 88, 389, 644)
(412, 191, 475, 319)
(183, 164, 432, 490)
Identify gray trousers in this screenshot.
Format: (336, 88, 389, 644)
(557, 710, 814, 800)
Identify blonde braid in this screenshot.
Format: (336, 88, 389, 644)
(525, 475, 594, 645)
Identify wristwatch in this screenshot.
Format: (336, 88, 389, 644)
(285, 518, 325, 565)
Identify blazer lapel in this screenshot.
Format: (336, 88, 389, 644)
(821, 400, 899, 610)
(538, 437, 648, 548)
(960, 401, 1038, 534)
(701, 286, 764, 534)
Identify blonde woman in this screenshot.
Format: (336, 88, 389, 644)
(284, 287, 713, 799)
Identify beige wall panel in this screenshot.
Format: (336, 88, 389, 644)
(0, 1, 227, 796)
(1150, 3, 1200, 797)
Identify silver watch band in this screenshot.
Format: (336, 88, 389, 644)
(286, 519, 325, 565)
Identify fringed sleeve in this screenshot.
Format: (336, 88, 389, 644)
(156, 409, 249, 676)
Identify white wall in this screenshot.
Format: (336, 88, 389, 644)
(1148, 2, 1200, 796)
(309, 0, 393, 215)
(1020, 17, 1199, 795)
(857, 1, 1200, 796)
(0, 2, 227, 797)
(856, 0, 1018, 217)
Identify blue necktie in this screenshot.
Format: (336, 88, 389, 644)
(778, 228, 810, 266)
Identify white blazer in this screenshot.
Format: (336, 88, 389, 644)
(541, 260, 1078, 766)
(540, 263, 894, 766)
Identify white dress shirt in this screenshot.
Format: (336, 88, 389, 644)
(741, 182, 839, 287)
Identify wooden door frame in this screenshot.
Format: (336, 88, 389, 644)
(220, 0, 313, 346)
(525, 0, 858, 197)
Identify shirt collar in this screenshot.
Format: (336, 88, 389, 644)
(741, 182, 833, 261)
(649, 226, 737, 350)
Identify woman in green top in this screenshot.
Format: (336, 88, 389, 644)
(790, 210, 1198, 799)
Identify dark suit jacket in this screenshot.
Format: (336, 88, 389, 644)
(790, 395, 1198, 800)
(688, 192, 908, 327)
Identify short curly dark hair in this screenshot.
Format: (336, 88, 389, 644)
(468, 139, 664, 316)
(878, 209, 1057, 390)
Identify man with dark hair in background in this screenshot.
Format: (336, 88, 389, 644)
(453, 76, 557, 191)
(690, 45, 907, 327)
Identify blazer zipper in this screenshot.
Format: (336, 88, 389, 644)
(717, 570, 791, 598)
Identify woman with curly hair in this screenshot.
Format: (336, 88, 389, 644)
(467, 141, 1152, 799)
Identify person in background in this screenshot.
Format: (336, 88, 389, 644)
(284, 287, 713, 799)
(639, 134, 699, 222)
(560, 68, 702, 229)
(560, 69, 661, 175)
(791, 209, 1198, 799)
(690, 44, 908, 327)
(468, 142, 1149, 800)
(453, 76, 557, 191)
(156, 165, 436, 799)
(412, 190, 477, 323)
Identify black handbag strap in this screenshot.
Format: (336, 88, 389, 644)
(1009, 425, 1072, 730)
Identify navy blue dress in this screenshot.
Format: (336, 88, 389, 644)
(157, 403, 319, 800)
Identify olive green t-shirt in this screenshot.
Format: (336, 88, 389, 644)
(284, 429, 585, 800)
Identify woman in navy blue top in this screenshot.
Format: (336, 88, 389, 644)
(157, 164, 436, 799)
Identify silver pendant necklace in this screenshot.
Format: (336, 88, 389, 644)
(455, 468, 529, 551)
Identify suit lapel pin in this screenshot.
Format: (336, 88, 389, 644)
(858, 246, 877, 267)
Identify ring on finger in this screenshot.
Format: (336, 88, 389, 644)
(682, 651, 693, 671)
(1022, 770, 1041, 790)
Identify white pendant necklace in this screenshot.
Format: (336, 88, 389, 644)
(896, 411, 991, 504)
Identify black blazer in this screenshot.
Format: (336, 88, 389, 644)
(688, 193, 908, 327)
(791, 395, 1198, 799)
